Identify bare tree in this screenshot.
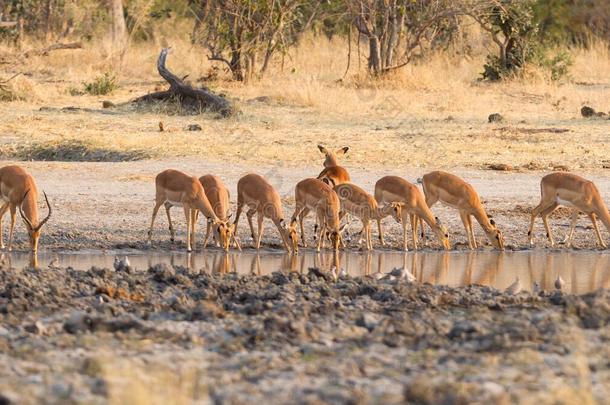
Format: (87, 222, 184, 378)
(110, 0, 127, 53)
(191, 0, 310, 81)
(347, 0, 461, 75)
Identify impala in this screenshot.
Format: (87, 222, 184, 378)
(290, 178, 344, 252)
(528, 172, 610, 248)
(375, 175, 450, 251)
(422, 171, 504, 250)
(233, 173, 297, 252)
(197, 174, 239, 251)
(147, 169, 225, 252)
(334, 182, 401, 250)
(316, 145, 351, 186)
(0, 165, 51, 252)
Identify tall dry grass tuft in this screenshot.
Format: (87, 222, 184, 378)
(0, 75, 43, 102)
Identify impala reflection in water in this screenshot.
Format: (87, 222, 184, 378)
(7, 250, 610, 295)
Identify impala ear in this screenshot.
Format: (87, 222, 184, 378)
(318, 145, 327, 154)
(336, 146, 349, 155)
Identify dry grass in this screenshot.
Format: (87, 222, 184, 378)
(0, 31, 609, 170)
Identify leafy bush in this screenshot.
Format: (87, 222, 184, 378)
(83, 72, 118, 95)
(473, 0, 572, 81)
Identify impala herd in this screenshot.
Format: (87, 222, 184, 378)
(0, 144, 609, 254)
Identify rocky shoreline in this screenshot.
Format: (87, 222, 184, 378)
(1, 262, 609, 404)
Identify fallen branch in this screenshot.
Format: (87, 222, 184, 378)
(132, 48, 236, 117)
(22, 42, 83, 58)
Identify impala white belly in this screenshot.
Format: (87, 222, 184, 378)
(440, 200, 460, 210)
(167, 199, 184, 208)
(556, 197, 576, 208)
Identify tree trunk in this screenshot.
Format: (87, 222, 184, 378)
(368, 36, 381, 74)
(44, 0, 53, 43)
(110, 0, 127, 53)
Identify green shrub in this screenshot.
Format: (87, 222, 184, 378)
(83, 72, 118, 95)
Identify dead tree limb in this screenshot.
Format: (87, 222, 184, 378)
(132, 48, 236, 117)
(22, 42, 83, 58)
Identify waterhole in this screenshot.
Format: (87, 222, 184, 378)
(5, 249, 610, 295)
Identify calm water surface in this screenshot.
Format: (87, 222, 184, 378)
(5, 249, 610, 295)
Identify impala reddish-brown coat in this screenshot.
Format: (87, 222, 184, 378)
(334, 182, 401, 250)
(528, 172, 610, 248)
(316, 145, 351, 187)
(198, 174, 238, 251)
(422, 171, 504, 250)
(375, 175, 450, 251)
(147, 169, 223, 252)
(290, 178, 343, 252)
(0, 165, 51, 252)
(234, 173, 297, 252)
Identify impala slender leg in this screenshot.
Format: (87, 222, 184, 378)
(203, 221, 212, 249)
(184, 207, 192, 252)
(402, 221, 409, 252)
(589, 213, 607, 248)
(316, 213, 325, 252)
(527, 205, 541, 245)
(298, 207, 309, 247)
(246, 208, 257, 243)
(410, 214, 418, 250)
(540, 203, 559, 247)
(190, 208, 197, 250)
(377, 218, 385, 246)
(0, 203, 9, 249)
(255, 213, 265, 250)
(164, 202, 175, 243)
(233, 202, 243, 230)
(7, 205, 16, 252)
(147, 200, 164, 246)
(563, 210, 579, 247)
(468, 215, 477, 249)
(459, 211, 474, 250)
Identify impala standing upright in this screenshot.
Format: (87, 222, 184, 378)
(316, 145, 351, 186)
(0, 165, 51, 252)
(422, 171, 504, 250)
(528, 172, 610, 248)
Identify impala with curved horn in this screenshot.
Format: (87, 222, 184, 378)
(0, 165, 51, 252)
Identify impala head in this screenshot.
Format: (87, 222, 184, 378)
(329, 223, 348, 251)
(380, 202, 402, 223)
(434, 217, 451, 250)
(390, 202, 402, 223)
(285, 219, 299, 253)
(487, 219, 505, 250)
(214, 214, 235, 251)
(19, 190, 52, 253)
(318, 145, 349, 168)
